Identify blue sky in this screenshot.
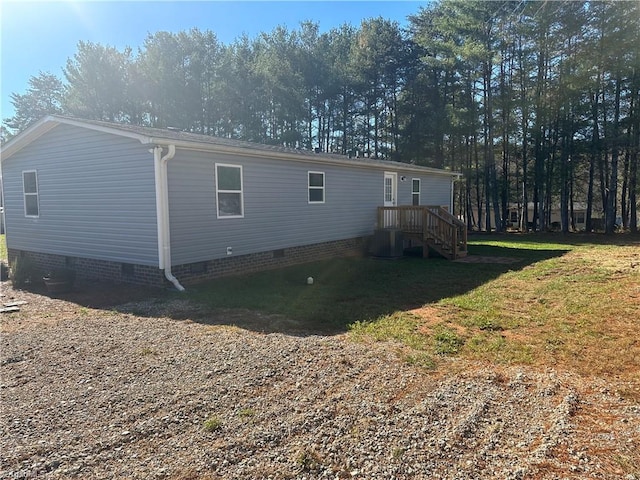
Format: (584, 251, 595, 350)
(1, 1, 427, 121)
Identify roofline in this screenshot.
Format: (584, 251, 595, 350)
(1, 115, 461, 178)
(1, 116, 60, 161)
(1, 115, 155, 162)
(148, 137, 461, 177)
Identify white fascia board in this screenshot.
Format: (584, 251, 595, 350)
(49, 116, 154, 144)
(1, 115, 154, 163)
(1, 114, 461, 180)
(0, 116, 60, 162)
(149, 137, 462, 179)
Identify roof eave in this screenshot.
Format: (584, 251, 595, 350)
(1, 116, 60, 162)
(149, 137, 461, 177)
(1, 115, 154, 163)
(47, 115, 155, 144)
(1, 115, 461, 178)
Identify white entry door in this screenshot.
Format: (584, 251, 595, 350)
(383, 172, 397, 206)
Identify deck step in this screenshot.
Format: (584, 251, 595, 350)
(378, 205, 467, 262)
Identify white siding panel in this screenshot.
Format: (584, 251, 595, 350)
(2, 124, 159, 265)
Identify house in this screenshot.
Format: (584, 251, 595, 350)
(0, 179, 4, 234)
(467, 202, 603, 232)
(0, 115, 463, 289)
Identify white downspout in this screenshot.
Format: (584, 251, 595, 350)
(451, 176, 455, 213)
(450, 173, 462, 214)
(153, 145, 185, 291)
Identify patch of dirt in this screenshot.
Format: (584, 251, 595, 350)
(408, 305, 447, 324)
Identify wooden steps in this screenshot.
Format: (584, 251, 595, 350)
(377, 206, 468, 260)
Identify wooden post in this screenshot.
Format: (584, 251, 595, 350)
(452, 228, 458, 259)
(422, 208, 430, 258)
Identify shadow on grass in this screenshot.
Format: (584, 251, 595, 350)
(15, 234, 588, 336)
(171, 241, 569, 335)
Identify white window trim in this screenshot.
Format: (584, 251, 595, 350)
(411, 178, 421, 206)
(308, 171, 325, 204)
(22, 170, 40, 218)
(215, 163, 244, 219)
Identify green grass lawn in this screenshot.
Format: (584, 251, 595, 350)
(185, 233, 640, 387)
(187, 244, 554, 331)
(188, 234, 571, 330)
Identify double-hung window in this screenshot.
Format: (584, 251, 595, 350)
(23, 170, 39, 217)
(308, 171, 325, 204)
(411, 178, 421, 206)
(215, 164, 244, 218)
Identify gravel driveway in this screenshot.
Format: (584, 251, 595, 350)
(1, 284, 638, 479)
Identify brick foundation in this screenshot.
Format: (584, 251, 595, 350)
(172, 236, 367, 286)
(7, 236, 369, 288)
(7, 248, 165, 287)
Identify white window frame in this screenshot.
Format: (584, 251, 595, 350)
(308, 171, 325, 204)
(22, 170, 40, 218)
(411, 178, 421, 206)
(215, 163, 244, 219)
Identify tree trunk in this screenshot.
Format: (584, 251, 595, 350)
(586, 88, 600, 232)
(605, 77, 621, 234)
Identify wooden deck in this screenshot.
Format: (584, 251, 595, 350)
(377, 206, 468, 260)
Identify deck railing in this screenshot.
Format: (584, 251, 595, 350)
(377, 205, 468, 259)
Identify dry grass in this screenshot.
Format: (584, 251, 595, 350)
(353, 234, 640, 395)
(451, 243, 640, 388)
(391, 235, 640, 478)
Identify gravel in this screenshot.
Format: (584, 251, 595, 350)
(1, 286, 638, 479)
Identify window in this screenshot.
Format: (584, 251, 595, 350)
(308, 171, 325, 203)
(411, 178, 420, 206)
(215, 164, 244, 218)
(22, 170, 39, 217)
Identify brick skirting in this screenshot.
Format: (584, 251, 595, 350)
(7, 248, 165, 287)
(7, 236, 368, 288)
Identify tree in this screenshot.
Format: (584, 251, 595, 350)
(3, 71, 64, 134)
(0, 125, 13, 145)
(217, 36, 266, 140)
(6, 1, 637, 231)
(324, 24, 358, 155)
(252, 26, 306, 145)
(64, 41, 135, 122)
(350, 18, 406, 159)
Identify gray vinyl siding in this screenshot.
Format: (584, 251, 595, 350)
(168, 150, 453, 265)
(397, 175, 452, 207)
(2, 124, 159, 265)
